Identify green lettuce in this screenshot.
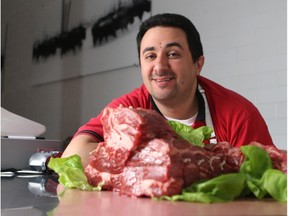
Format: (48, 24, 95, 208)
(48, 155, 102, 191)
(240, 145, 286, 201)
(168, 120, 213, 146)
(261, 169, 287, 202)
(158, 173, 246, 203)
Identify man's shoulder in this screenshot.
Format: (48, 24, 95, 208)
(198, 76, 257, 112)
(198, 76, 231, 93)
(199, 76, 248, 101)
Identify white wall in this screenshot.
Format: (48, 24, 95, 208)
(1, 0, 287, 149)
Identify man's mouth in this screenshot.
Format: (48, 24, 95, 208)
(152, 77, 174, 82)
(151, 76, 175, 88)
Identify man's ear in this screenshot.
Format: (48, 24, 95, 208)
(195, 56, 205, 75)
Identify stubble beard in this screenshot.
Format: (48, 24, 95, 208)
(150, 85, 179, 104)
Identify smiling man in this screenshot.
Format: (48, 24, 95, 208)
(140, 26, 202, 120)
(62, 13, 276, 168)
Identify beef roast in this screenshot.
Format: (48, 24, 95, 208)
(85, 107, 287, 198)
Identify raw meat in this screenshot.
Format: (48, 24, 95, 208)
(85, 107, 286, 198)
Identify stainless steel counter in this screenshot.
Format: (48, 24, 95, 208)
(1, 176, 59, 216)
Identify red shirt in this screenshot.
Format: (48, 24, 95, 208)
(76, 76, 275, 148)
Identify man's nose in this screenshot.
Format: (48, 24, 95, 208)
(154, 55, 169, 73)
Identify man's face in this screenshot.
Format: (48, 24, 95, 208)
(139, 27, 202, 105)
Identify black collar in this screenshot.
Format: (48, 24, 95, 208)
(149, 87, 205, 123)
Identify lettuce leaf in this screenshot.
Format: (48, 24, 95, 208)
(158, 173, 246, 203)
(261, 169, 287, 202)
(239, 145, 273, 199)
(239, 145, 287, 201)
(240, 145, 273, 178)
(48, 155, 102, 191)
(168, 120, 213, 147)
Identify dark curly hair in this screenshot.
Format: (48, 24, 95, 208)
(136, 13, 203, 63)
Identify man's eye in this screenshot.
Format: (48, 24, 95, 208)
(168, 52, 179, 58)
(145, 54, 156, 60)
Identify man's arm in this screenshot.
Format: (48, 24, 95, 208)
(61, 134, 98, 168)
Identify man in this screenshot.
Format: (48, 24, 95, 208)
(62, 13, 275, 168)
